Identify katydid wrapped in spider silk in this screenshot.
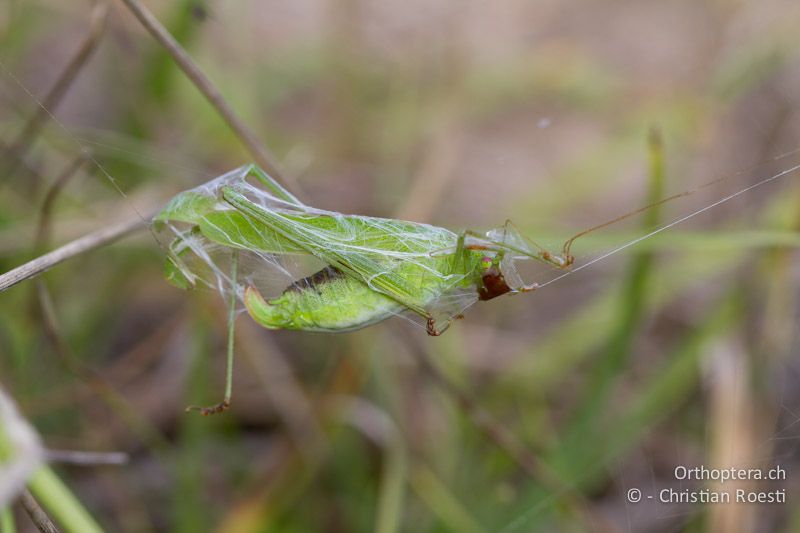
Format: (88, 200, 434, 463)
(153, 164, 573, 413)
(154, 165, 572, 335)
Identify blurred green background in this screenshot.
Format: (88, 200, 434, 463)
(3, 0, 800, 531)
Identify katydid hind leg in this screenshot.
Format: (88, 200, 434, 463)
(186, 251, 239, 416)
(222, 187, 431, 318)
(247, 164, 305, 207)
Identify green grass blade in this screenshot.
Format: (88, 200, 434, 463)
(552, 128, 665, 478)
(27, 467, 103, 533)
(0, 507, 15, 533)
(411, 466, 486, 533)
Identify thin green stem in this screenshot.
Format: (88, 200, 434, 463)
(26, 467, 102, 533)
(374, 438, 407, 533)
(0, 507, 15, 533)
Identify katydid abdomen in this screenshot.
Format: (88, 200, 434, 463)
(243, 252, 487, 333)
(244, 266, 404, 332)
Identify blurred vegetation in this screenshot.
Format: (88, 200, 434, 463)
(2, 0, 800, 531)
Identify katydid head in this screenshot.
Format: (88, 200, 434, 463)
(469, 222, 581, 301)
(473, 233, 552, 300)
(477, 255, 513, 301)
(475, 249, 547, 301)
